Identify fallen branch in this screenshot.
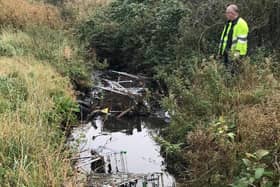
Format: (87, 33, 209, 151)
(95, 86, 134, 97)
(76, 157, 102, 168)
(71, 155, 100, 161)
(111, 70, 140, 79)
(117, 106, 134, 119)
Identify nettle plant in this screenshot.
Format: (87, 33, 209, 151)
(232, 150, 275, 187)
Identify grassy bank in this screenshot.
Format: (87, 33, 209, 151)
(0, 57, 77, 186)
(0, 0, 94, 186)
(0, 26, 90, 84)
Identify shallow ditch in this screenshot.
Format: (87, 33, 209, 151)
(70, 70, 175, 187)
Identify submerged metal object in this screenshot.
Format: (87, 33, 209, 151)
(71, 117, 175, 187)
(87, 172, 176, 187)
(71, 70, 175, 186)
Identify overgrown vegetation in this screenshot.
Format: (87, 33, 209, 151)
(0, 0, 94, 82)
(0, 0, 279, 185)
(76, 0, 280, 186)
(0, 0, 95, 186)
(76, 0, 186, 72)
(160, 58, 280, 186)
(0, 57, 77, 186)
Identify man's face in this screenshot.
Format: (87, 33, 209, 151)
(225, 7, 235, 21)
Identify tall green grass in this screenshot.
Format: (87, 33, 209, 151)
(0, 0, 95, 186)
(0, 57, 78, 186)
(0, 26, 90, 83)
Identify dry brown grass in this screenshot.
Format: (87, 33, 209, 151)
(178, 60, 280, 186)
(63, 0, 111, 21)
(0, 0, 62, 28)
(185, 91, 280, 185)
(185, 128, 238, 186)
(237, 92, 280, 152)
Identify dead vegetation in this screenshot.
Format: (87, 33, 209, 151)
(0, 0, 62, 28)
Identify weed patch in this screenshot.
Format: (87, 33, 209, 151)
(0, 75, 28, 113)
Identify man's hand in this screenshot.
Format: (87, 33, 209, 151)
(229, 51, 240, 61)
(233, 52, 240, 60)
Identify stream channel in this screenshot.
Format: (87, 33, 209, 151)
(70, 70, 176, 187)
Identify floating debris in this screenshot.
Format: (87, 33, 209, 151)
(71, 70, 176, 187)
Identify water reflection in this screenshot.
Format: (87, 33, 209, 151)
(71, 116, 175, 186)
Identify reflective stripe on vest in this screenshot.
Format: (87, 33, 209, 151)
(219, 17, 249, 56)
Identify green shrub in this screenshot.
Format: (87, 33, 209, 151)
(77, 0, 186, 72)
(232, 150, 276, 187)
(52, 91, 79, 126)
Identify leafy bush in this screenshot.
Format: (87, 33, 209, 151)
(77, 0, 186, 72)
(232, 150, 275, 187)
(51, 91, 79, 127)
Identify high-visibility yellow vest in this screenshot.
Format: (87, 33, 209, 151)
(219, 17, 249, 56)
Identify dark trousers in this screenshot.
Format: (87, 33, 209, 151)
(223, 52, 243, 75)
(223, 52, 229, 66)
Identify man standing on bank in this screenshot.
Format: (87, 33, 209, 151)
(218, 4, 249, 72)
